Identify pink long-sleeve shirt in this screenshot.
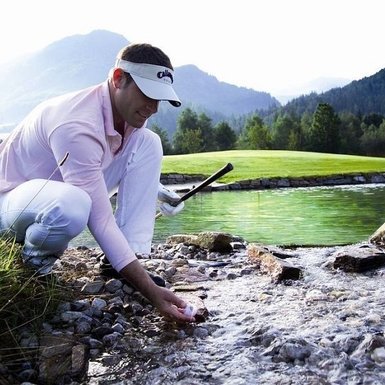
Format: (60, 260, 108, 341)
(0, 80, 137, 271)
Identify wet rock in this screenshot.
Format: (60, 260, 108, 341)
(193, 326, 210, 338)
(105, 278, 123, 293)
(248, 325, 281, 348)
(92, 325, 114, 339)
(61, 311, 84, 322)
(372, 347, 385, 365)
(83, 337, 103, 350)
(226, 272, 238, 280)
(247, 244, 302, 282)
(71, 299, 91, 311)
(164, 266, 177, 278)
(171, 265, 208, 284)
(81, 279, 105, 294)
(179, 292, 209, 323)
(111, 323, 125, 334)
(91, 298, 107, 310)
(102, 332, 122, 347)
(71, 344, 88, 378)
(18, 368, 37, 382)
(369, 222, 385, 245)
(75, 321, 92, 334)
(173, 283, 206, 292)
(350, 333, 385, 359)
(38, 335, 88, 384)
(166, 231, 235, 252)
(195, 232, 234, 252)
(278, 338, 313, 363)
(332, 244, 385, 272)
(145, 328, 161, 337)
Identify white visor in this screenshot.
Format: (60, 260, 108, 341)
(115, 59, 181, 107)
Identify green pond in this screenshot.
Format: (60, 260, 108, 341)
(71, 184, 385, 248)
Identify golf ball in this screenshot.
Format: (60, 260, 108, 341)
(183, 303, 197, 319)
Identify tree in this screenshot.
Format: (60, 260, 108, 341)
(177, 107, 199, 131)
(299, 111, 313, 151)
(238, 114, 271, 149)
(197, 113, 215, 152)
(287, 127, 302, 150)
(151, 123, 173, 155)
(173, 128, 203, 154)
(338, 112, 363, 154)
(213, 121, 237, 151)
(173, 108, 204, 154)
(307, 103, 340, 153)
(360, 122, 385, 156)
(272, 113, 301, 150)
(362, 113, 384, 128)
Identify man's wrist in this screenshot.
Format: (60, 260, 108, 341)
(119, 260, 159, 303)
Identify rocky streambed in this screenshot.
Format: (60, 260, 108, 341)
(3, 231, 385, 385)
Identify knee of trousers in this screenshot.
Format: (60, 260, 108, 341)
(42, 185, 92, 238)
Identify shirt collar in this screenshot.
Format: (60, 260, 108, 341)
(101, 80, 118, 137)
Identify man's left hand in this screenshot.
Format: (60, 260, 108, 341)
(158, 183, 184, 216)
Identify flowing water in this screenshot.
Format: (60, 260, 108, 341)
(86, 245, 385, 385)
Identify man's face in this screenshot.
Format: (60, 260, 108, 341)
(112, 70, 160, 128)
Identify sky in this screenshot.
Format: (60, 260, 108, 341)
(1, 0, 384, 99)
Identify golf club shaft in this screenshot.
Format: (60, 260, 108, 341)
(174, 162, 234, 205)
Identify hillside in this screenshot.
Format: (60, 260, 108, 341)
(0, 30, 128, 127)
(280, 68, 385, 117)
(0, 30, 279, 135)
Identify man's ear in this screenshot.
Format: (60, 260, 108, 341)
(112, 68, 125, 89)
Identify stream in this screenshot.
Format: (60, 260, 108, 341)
(84, 243, 385, 385)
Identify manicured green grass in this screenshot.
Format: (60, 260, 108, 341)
(162, 150, 385, 183)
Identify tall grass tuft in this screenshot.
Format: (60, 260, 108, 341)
(0, 236, 70, 376)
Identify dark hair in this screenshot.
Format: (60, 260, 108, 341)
(118, 43, 173, 69)
(117, 43, 173, 86)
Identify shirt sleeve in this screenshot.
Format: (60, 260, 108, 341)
(49, 122, 137, 272)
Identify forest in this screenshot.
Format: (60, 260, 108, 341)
(153, 104, 385, 157)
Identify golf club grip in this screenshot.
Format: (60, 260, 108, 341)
(177, 162, 234, 204)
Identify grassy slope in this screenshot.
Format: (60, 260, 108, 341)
(162, 150, 385, 183)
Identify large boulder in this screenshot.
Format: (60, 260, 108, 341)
(166, 231, 236, 252)
(332, 243, 385, 272)
(247, 244, 302, 282)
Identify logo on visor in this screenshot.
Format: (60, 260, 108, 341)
(157, 69, 173, 83)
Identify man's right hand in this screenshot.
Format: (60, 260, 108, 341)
(119, 259, 195, 323)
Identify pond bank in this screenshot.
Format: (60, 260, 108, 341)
(161, 171, 385, 191)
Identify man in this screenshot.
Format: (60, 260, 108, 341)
(0, 43, 192, 322)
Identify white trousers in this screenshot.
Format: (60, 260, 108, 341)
(0, 128, 162, 257)
(0, 180, 92, 257)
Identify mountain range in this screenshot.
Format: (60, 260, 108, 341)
(0, 29, 383, 138)
(0, 30, 279, 135)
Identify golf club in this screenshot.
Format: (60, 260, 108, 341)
(156, 162, 234, 219)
